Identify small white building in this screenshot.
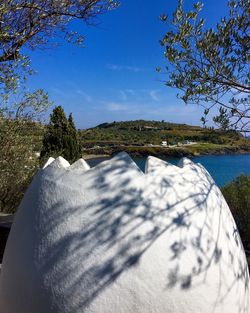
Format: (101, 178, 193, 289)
(161, 141, 168, 146)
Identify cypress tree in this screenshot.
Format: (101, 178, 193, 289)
(40, 106, 81, 163)
(66, 112, 81, 162)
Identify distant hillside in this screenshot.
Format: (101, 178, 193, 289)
(80, 120, 242, 146)
(95, 120, 202, 131)
(79, 120, 250, 157)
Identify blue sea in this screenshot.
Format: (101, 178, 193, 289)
(87, 154, 250, 187)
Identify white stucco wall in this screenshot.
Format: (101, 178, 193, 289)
(0, 153, 249, 313)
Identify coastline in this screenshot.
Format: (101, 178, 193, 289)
(83, 145, 250, 161)
(82, 154, 110, 160)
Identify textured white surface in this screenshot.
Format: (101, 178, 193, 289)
(69, 159, 90, 171)
(42, 157, 55, 169)
(43, 157, 90, 171)
(48, 156, 70, 169)
(0, 153, 249, 313)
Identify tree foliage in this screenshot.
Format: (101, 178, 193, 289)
(0, 117, 43, 213)
(222, 175, 250, 251)
(1, 87, 51, 120)
(0, 0, 118, 95)
(159, 0, 250, 132)
(67, 112, 82, 160)
(41, 106, 81, 163)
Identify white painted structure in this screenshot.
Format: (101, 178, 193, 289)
(0, 153, 249, 313)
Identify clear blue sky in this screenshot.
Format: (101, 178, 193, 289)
(26, 0, 228, 129)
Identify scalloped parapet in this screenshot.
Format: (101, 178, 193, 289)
(0, 153, 249, 313)
(69, 159, 90, 171)
(177, 156, 194, 168)
(145, 155, 179, 174)
(48, 156, 70, 168)
(42, 157, 55, 169)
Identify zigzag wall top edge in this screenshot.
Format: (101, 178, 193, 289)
(42, 152, 201, 175)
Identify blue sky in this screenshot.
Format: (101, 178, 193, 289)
(26, 0, 228, 129)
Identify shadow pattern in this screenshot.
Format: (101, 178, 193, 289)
(0, 153, 249, 313)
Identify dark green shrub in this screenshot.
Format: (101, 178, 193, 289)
(222, 175, 250, 251)
(40, 106, 81, 164)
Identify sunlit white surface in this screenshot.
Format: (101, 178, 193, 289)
(0, 153, 249, 313)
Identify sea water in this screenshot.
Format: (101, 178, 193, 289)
(87, 154, 250, 187)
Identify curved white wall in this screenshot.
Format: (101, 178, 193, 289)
(0, 153, 249, 313)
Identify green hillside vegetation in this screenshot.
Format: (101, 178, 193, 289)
(0, 118, 45, 213)
(79, 120, 250, 157)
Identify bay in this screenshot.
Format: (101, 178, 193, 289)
(87, 154, 250, 187)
